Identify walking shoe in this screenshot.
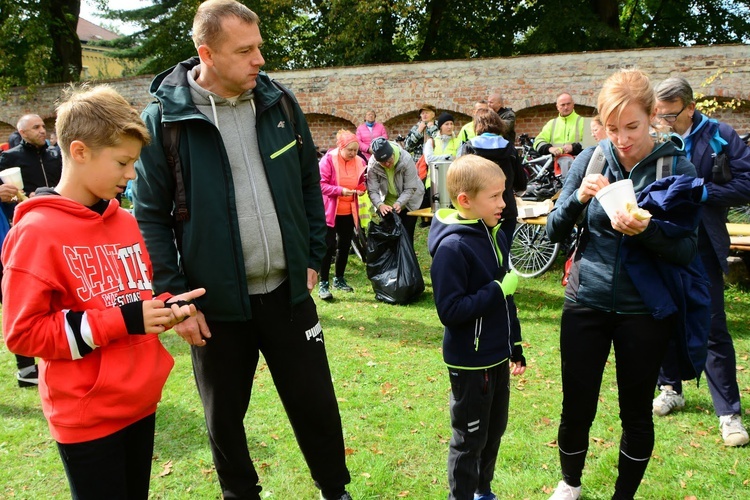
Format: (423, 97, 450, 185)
(549, 480, 581, 500)
(332, 276, 353, 292)
(16, 365, 39, 388)
(474, 493, 497, 500)
(719, 414, 749, 447)
(318, 281, 333, 301)
(652, 386, 685, 416)
(320, 492, 352, 500)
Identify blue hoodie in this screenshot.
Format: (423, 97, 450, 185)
(428, 209, 521, 369)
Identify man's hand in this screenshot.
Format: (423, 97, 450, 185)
(392, 202, 402, 214)
(378, 203, 393, 216)
(307, 268, 318, 293)
(174, 310, 211, 347)
(0, 184, 19, 202)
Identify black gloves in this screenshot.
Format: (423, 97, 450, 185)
(510, 345, 526, 367)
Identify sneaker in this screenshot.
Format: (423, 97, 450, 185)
(16, 365, 39, 388)
(318, 281, 333, 301)
(320, 493, 352, 500)
(719, 414, 749, 447)
(549, 480, 581, 500)
(474, 493, 497, 500)
(332, 276, 353, 292)
(652, 386, 685, 416)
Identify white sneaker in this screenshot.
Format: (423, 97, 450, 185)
(719, 414, 749, 447)
(652, 387, 685, 416)
(549, 480, 581, 500)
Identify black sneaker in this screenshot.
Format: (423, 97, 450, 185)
(17, 365, 39, 388)
(318, 281, 333, 301)
(332, 277, 353, 292)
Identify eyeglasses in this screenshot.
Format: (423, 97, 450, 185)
(656, 103, 687, 124)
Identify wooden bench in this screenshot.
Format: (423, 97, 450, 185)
(728, 223, 750, 252)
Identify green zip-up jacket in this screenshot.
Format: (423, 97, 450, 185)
(133, 57, 326, 320)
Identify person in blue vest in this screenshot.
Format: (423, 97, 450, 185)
(652, 76, 750, 447)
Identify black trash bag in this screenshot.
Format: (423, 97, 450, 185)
(366, 212, 424, 304)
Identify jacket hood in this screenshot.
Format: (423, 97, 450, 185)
(428, 208, 498, 257)
(13, 195, 120, 225)
(470, 134, 509, 150)
(149, 57, 283, 122)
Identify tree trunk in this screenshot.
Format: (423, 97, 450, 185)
(590, 0, 620, 31)
(46, 0, 82, 83)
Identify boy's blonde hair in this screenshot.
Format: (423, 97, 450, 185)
(597, 68, 654, 128)
(55, 85, 150, 161)
(447, 155, 506, 203)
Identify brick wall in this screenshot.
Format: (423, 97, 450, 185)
(1, 45, 748, 151)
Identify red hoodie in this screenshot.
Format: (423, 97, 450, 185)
(1, 196, 174, 444)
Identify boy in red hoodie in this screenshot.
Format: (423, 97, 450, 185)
(1, 85, 205, 499)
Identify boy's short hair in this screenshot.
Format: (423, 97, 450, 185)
(55, 84, 150, 162)
(447, 155, 506, 203)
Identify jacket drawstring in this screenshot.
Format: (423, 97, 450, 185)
(208, 94, 219, 131)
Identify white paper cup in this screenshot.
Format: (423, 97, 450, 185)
(0, 167, 24, 189)
(595, 179, 637, 221)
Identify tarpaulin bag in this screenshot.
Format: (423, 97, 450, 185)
(366, 212, 424, 304)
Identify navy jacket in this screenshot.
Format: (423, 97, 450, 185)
(622, 175, 711, 380)
(428, 209, 521, 369)
(684, 111, 750, 272)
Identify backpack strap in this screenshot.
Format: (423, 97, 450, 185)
(159, 102, 189, 222)
(585, 144, 606, 176)
(656, 156, 674, 180)
(270, 79, 302, 150)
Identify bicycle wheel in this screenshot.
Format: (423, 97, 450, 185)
(510, 223, 561, 278)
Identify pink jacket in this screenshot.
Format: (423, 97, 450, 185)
(319, 149, 367, 228)
(356, 122, 388, 160)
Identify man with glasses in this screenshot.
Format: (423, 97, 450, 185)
(533, 93, 585, 157)
(652, 76, 750, 447)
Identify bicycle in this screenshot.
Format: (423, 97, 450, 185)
(510, 145, 576, 278)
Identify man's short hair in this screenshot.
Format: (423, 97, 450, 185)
(193, 0, 260, 50)
(447, 155, 506, 203)
(16, 114, 42, 133)
(55, 85, 151, 161)
(654, 76, 694, 106)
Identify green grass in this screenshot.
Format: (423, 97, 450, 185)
(1, 224, 749, 499)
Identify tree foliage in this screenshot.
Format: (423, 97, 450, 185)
(0, 0, 82, 94)
(1, 0, 748, 91)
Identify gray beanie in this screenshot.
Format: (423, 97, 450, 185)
(371, 137, 394, 162)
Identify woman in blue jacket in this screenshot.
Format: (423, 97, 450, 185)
(546, 69, 698, 500)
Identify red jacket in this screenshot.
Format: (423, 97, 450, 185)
(2, 196, 174, 444)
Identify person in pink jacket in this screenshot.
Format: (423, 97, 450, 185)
(356, 110, 388, 161)
(318, 130, 367, 300)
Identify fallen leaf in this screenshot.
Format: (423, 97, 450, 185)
(158, 460, 173, 477)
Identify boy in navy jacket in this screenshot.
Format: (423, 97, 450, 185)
(427, 154, 526, 500)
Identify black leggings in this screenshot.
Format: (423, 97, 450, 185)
(557, 300, 673, 499)
(321, 215, 356, 282)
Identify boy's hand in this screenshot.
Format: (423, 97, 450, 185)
(166, 288, 206, 326)
(142, 300, 178, 334)
(141, 288, 206, 335)
(510, 345, 527, 376)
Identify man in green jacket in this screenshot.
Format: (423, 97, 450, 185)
(132, 1, 351, 498)
(533, 92, 586, 157)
